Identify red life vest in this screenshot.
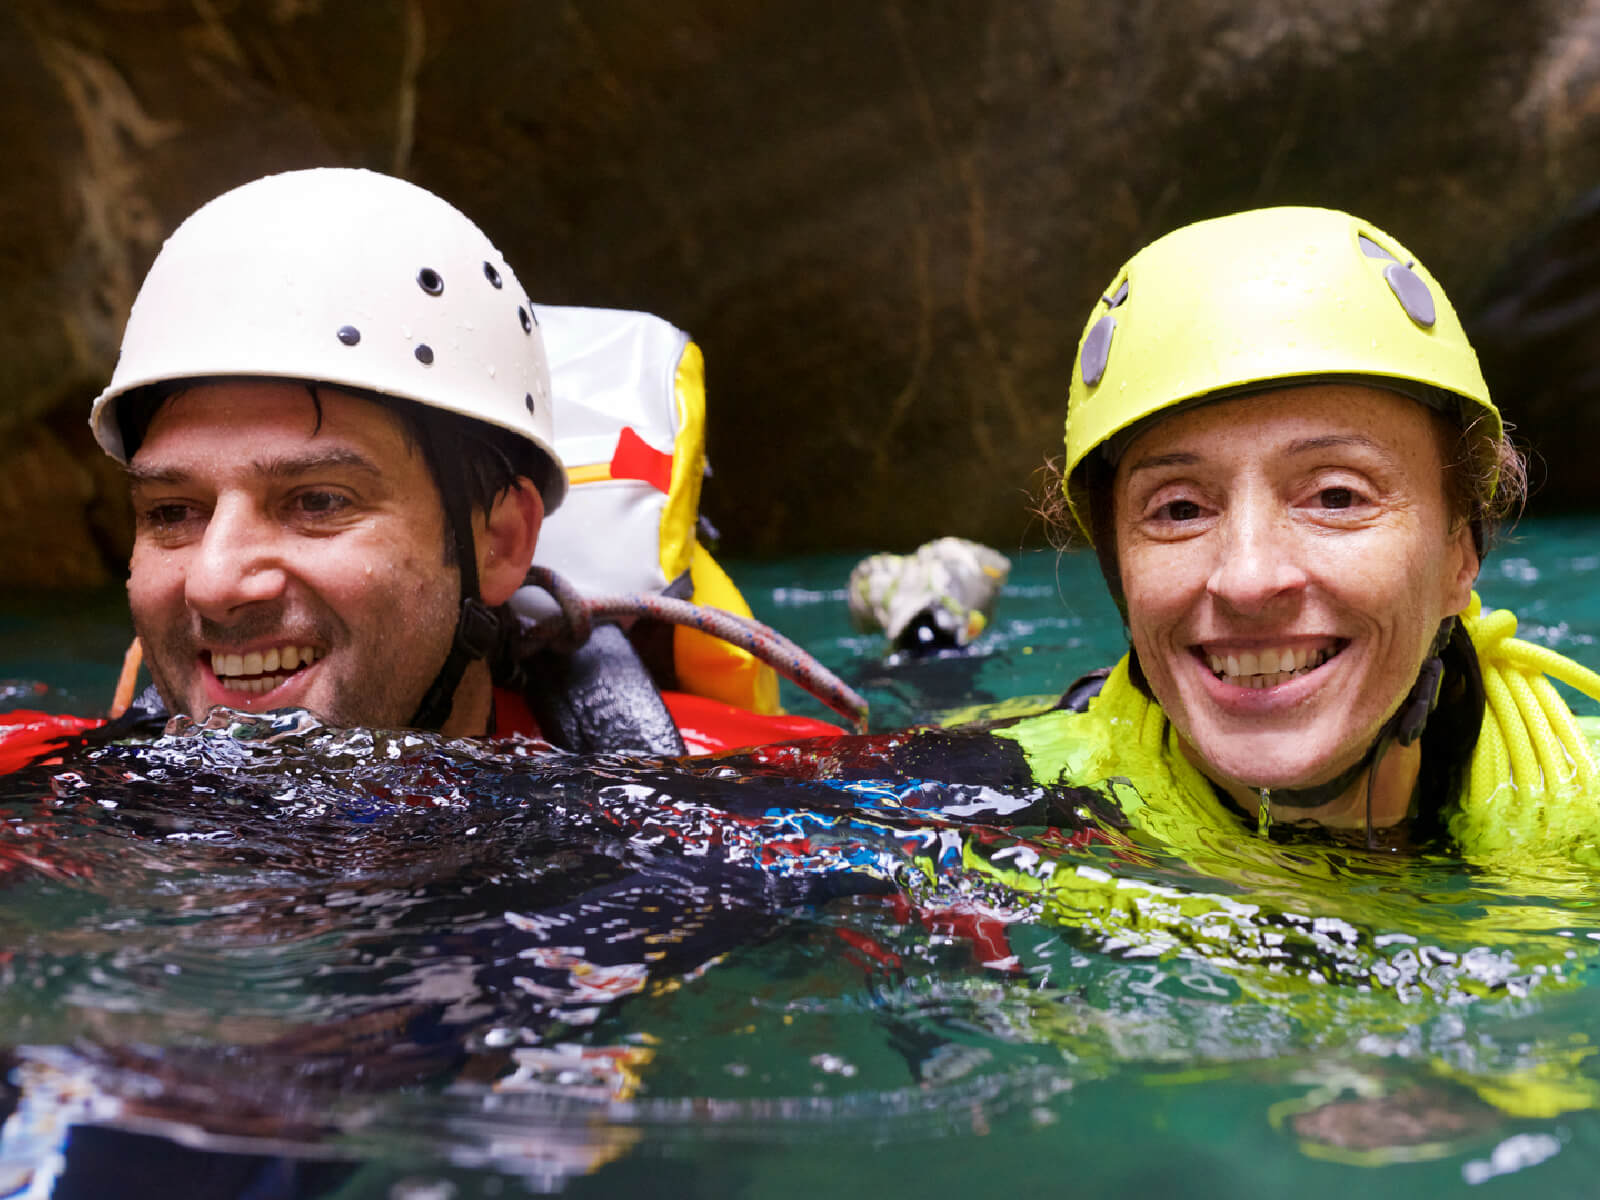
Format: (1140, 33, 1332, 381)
(0, 692, 840, 777)
(0, 711, 107, 774)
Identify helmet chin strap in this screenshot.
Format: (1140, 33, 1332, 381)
(409, 480, 503, 733)
(1255, 618, 1455, 843)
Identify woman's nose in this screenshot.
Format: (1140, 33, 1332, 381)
(183, 499, 287, 618)
(1205, 503, 1309, 614)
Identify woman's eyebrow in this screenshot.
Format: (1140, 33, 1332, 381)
(1124, 434, 1390, 477)
(1123, 451, 1201, 476)
(1282, 434, 1385, 456)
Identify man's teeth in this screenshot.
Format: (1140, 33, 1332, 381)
(1207, 646, 1333, 688)
(211, 645, 323, 694)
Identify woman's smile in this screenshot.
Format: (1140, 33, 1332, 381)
(1197, 639, 1343, 689)
(1185, 635, 1354, 726)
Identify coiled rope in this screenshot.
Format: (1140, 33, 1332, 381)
(1456, 591, 1600, 851)
(517, 566, 870, 733)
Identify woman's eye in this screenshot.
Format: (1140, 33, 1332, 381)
(1158, 499, 1203, 522)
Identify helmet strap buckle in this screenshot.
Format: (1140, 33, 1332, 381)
(454, 596, 502, 661)
(409, 597, 504, 732)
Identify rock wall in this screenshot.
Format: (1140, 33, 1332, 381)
(7, 0, 1600, 587)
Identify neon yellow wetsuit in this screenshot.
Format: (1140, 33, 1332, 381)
(988, 594, 1600, 867)
(916, 595, 1600, 1123)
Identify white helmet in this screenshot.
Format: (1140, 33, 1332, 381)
(89, 167, 566, 511)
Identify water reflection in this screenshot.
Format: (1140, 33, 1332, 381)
(3, 698, 1600, 1195)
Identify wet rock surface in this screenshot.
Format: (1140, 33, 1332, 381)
(7, 0, 1600, 586)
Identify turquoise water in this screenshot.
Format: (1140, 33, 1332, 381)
(2, 519, 1600, 1197)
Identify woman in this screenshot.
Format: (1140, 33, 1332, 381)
(1026, 204, 1600, 854)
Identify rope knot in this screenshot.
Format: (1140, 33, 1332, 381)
(1454, 592, 1600, 850)
(520, 565, 594, 655)
(1460, 591, 1517, 656)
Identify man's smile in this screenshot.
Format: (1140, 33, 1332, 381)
(206, 644, 325, 696)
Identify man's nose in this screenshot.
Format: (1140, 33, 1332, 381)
(1205, 500, 1309, 614)
(184, 499, 287, 618)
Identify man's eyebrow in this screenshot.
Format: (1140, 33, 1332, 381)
(124, 448, 384, 487)
(251, 449, 385, 479)
(123, 462, 186, 488)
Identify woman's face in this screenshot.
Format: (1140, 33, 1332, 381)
(1111, 384, 1478, 794)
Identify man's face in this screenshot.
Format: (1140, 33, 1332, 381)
(126, 381, 460, 729)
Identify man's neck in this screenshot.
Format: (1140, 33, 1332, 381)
(437, 661, 494, 737)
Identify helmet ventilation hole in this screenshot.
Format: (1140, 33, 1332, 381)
(524, 392, 536, 414)
(518, 307, 533, 334)
(1080, 314, 1116, 386)
(1384, 262, 1436, 327)
(483, 261, 503, 288)
(417, 267, 444, 295)
(415, 344, 435, 365)
(336, 325, 361, 346)
(1358, 234, 1398, 261)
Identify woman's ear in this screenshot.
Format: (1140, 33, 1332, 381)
(476, 479, 544, 606)
(1443, 519, 1480, 616)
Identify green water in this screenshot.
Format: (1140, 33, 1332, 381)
(4, 519, 1600, 1198)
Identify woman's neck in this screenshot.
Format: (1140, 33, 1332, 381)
(1185, 738, 1423, 830)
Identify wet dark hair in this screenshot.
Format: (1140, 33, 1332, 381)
(1440, 410, 1528, 558)
(380, 393, 550, 568)
(116, 379, 553, 568)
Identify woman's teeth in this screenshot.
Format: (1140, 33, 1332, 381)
(1207, 646, 1333, 689)
(210, 645, 323, 694)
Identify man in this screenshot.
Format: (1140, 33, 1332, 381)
(87, 167, 566, 741)
(82, 168, 838, 752)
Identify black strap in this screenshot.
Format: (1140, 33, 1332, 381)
(1394, 625, 1451, 747)
(1057, 668, 1111, 713)
(409, 596, 503, 731)
(408, 434, 496, 732)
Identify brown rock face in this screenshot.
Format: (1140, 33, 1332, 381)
(7, 0, 1600, 588)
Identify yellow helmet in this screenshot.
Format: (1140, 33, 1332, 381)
(1063, 205, 1499, 541)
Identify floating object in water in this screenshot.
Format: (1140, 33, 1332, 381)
(849, 538, 1011, 657)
